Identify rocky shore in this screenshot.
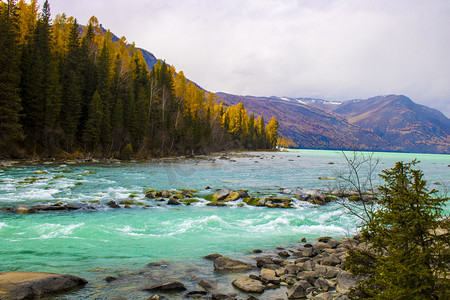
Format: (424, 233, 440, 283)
(0, 236, 364, 300)
(113, 236, 364, 300)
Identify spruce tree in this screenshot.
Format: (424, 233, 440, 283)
(60, 19, 82, 150)
(0, 0, 24, 154)
(346, 160, 450, 299)
(20, 0, 52, 152)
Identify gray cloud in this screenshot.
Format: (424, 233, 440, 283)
(46, 0, 450, 116)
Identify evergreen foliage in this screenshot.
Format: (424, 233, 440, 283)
(0, 0, 278, 158)
(0, 0, 24, 155)
(346, 160, 449, 299)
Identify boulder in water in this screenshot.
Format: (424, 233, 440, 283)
(0, 271, 87, 299)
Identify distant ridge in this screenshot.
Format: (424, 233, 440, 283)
(216, 93, 450, 154)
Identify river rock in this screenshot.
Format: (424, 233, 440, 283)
(203, 253, 223, 260)
(15, 205, 36, 214)
(106, 200, 120, 208)
(212, 293, 236, 300)
(167, 198, 181, 205)
(181, 190, 194, 198)
(232, 276, 265, 293)
(238, 190, 250, 198)
(0, 271, 88, 300)
(259, 197, 293, 208)
(161, 190, 171, 198)
(206, 201, 228, 207)
(214, 188, 232, 201)
(143, 281, 187, 292)
(336, 271, 363, 293)
(198, 279, 218, 291)
(223, 191, 240, 202)
(213, 256, 254, 272)
(286, 280, 311, 299)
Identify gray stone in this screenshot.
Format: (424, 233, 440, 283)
(315, 278, 330, 291)
(143, 281, 186, 292)
(322, 255, 341, 266)
(215, 188, 232, 201)
(286, 280, 311, 299)
(336, 271, 363, 293)
(198, 279, 217, 291)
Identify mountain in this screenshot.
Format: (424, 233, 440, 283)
(216, 93, 450, 154)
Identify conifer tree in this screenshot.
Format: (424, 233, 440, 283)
(346, 160, 450, 299)
(82, 90, 102, 151)
(0, 0, 24, 154)
(20, 0, 52, 152)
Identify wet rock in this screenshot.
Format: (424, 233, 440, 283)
(232, 276, 265, 293)
(181, 190, 194, 198)
(212, 293, 236, 300)
(146, 260, 170, 267)
(148, 294, 166, 300)
(15, 204, 36, 214)
(0, 271, 87, 299)
(161, 190, 171, 198)
(105, 276, 118, 282)
(287, 280, 311, 299)
(143, 281, 187, 292)
(223, 191, 240, 202)
(198, 279, 218, 291)
(185, 290, 208, 297)
(203, 253, 223, 260)
(167, 198, 181, 205)
(259, 197, 293, 208)
(255, 257, 274, 268)
(214, 256, 254, 272)
(238, 190, 250, 199)
(106, 200, 120, 208)
(206, 202, 228, 207)
(278, 250, 290, 258)
(214, 188, 232, 201)
(252, 249, 263, 253)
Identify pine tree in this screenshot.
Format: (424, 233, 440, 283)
(82, 90, 102, 151)
(60, 19, 82, 150)
(0, 0, 24, 154)
(20, 0, 52, 152)
(346, 160, 450, 299)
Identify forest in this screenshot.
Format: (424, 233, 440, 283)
(0, 0, 279, 159)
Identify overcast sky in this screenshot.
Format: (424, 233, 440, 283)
(43, 0, 450, 116)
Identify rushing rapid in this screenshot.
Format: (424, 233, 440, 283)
(0, 150, 448, 298)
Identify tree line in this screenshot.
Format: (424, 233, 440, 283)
(0, 0, 279, 158)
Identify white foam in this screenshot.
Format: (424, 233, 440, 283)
(0, 222, 11, 230)
(35, 223, 84, 239)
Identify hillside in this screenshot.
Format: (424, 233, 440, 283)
(216, 93, 450, 154)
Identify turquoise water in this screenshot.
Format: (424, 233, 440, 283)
(0, 150, 448, 298)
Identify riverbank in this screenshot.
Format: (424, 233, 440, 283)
(0, 236, 363, 299)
